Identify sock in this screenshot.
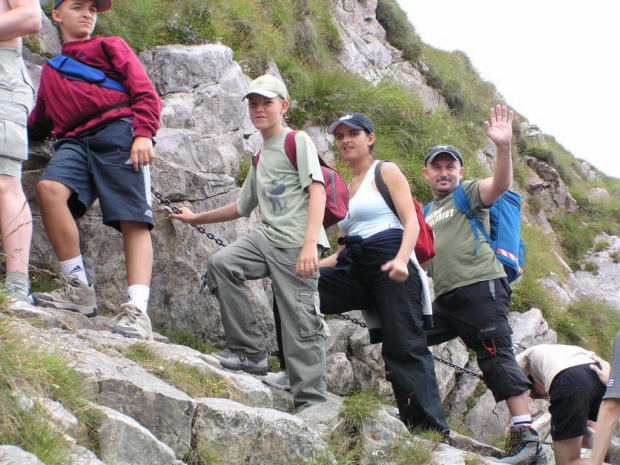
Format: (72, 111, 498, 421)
(128, 284, 150, 312)
(59, 256, 88, 285)
(512, 414, 532, 428)
(6, 271, 29, 295)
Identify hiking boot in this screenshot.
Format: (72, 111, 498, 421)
(499, 425, 543, 464)
(110, 303, 153, 340)
(212, 349, 268, 376)
(262, 370, 291, 391)
(31, 274, 97, 317)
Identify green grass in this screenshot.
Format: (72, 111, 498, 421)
(549, 298, 620, 358)
(92, 0, 340, 77)
(120, 343, 240, 400)
(0, 316, 103, 463)
(155, 327, 220, 354)
(183, 443, 224, 465)
(376, 0, 423, 63)
(509, 222, 563, 314)
(383, 435, 437, 465)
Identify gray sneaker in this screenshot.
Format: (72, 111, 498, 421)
(31, 274, 97, 317)
(110, 303, 153, 340)
(499, 425, 544, 464)
(5, 283, 32, 304)
(213, 349, 268, 375)
(262, 370, 291, 391)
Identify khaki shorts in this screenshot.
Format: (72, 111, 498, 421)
(0, 46, 35, 162)
(0, 156, 23, 179)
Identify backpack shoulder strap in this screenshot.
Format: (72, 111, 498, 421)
(423, 201, 433, 218)
(251, 149, 261, 167)
(47, 54, 127, 93)
(284, 130, 300, 170)
(453, 184, 490, 254)
(374, 160, 399, 219)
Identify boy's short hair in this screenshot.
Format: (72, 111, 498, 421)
(53, 0, 112, 12)
(243, 75, 289, 100)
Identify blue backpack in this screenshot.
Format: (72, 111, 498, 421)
(47, 54, 127, 92)
(424, 184, 525, 283)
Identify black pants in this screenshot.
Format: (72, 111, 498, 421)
(425, 278, 531, 402)
(309, 252, 448, 432)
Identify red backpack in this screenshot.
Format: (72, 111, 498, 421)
(252, 130, 348, 228)
(374, 161, 436, 263)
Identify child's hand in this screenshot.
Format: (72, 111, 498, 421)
(168, 207, 196, 225)
(131, 136, 154, 171)
(296, 244, 319, 278)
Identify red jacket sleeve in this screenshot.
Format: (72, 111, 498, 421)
(102, 37, 161, 139)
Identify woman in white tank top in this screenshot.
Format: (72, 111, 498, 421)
(316, 112, 449, 435)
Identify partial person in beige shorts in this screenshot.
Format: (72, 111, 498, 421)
(0, 0, 41, 303)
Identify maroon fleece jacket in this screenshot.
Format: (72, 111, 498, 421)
(28, 36, 161, 140)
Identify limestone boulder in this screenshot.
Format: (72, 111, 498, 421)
(192, 398, 332, 464)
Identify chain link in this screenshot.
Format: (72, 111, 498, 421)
(151, 187, 227, 248)
(335, 313, 482, 379)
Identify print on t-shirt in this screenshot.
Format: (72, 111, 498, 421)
(426, 205, 455, 228)
(263, 175, 288, 214)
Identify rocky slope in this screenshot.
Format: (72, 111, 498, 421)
(4, 0, 619, 463)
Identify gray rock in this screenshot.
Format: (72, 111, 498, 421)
(332, 0, 445, 111)
(0, 446, 45, 465)
(326, 351, 354, 395)
(572, 234, 620, 310)
(538, 272, 576, 308)
(296, 398, 344, 439)
(96, 405, 177, 465)
(432, 339, 471, 401)
(56, 336, 196, 456)
(192, 397, 331, 464)
(510, 308, 557, 352)
(66, 445, 106, 465)
(588, 187, 611, 202)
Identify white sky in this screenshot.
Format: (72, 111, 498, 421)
(396, 1, 620, 179)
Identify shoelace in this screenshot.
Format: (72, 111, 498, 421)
(48, 275, 79, 297)
(112, 304, 139, 325)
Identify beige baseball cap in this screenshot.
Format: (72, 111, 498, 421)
(243, 75, 289, 100)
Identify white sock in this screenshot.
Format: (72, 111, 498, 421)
(128, 284, 150, 312)
(59, 256, 88, 285)
(512, 414, 532, 427)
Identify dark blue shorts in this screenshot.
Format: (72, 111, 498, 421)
(39, 119, 153, 232)
(549, 363, 606, 441)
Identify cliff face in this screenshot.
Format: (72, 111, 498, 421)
(4, 1, 619, 463)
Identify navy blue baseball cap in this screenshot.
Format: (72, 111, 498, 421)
(328, 113, 375, 135)
(424, 144, 464, 166)
(54, 0, 112, 12)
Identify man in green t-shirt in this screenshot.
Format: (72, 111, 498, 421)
(169, 75, 329, 413)
(423, 105, 542, 464)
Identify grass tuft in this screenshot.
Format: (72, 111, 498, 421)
(120, 343, 240, 400)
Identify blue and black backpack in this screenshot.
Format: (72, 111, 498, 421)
(424, 184, 525, 283)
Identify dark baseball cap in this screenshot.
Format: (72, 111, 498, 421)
(54, 0, 112, 12)
(424, 144, 464, 166)
(328, 113, 375, 135)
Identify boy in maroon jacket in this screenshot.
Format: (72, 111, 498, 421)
(28, 0, 161, 340)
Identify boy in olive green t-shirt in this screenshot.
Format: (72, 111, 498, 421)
(169, 75, 329, 412)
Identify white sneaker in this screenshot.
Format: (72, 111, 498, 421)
(110, 303, 153, 340)
(262, 370, 291, 391)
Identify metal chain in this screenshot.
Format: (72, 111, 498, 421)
(335, 313, 482, 379)
(151, 187, 227, 248)
(151, 187, 479, 379)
